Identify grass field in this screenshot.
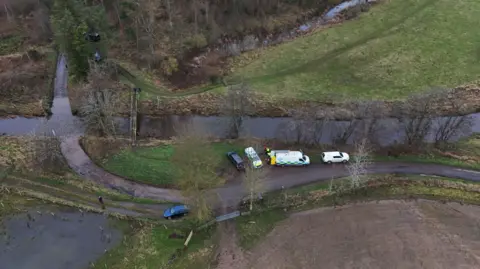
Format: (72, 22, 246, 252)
(102, 141, 246, 186)
(230, 0, 480, 101)
(92, 222, 217, 269)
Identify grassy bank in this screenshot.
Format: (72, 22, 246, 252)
(92, 221, 218, 269)
(230, 0, 480, 101)
(101, 140, 247, 186)
(375, 133, 480, 170)
(236, 174, 480, 249)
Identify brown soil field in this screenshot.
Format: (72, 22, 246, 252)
(246, 200, 480, 269)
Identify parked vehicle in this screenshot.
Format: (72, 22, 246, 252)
(244, 147, 263, 168)
(226, 151, 245, 171)
(269, 150, 310, 166)
(163, 205, 189, 219)
(321, 151, 350, 164)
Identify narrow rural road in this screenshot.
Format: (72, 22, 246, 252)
(61, 134, 480, 209)
(43, 54, 480, 215)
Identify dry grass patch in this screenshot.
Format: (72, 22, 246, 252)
(0, 50, 55, 117)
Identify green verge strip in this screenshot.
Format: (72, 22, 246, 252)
(374, 154, 480, 171)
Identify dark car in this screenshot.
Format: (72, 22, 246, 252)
(226, 151, 245, 171)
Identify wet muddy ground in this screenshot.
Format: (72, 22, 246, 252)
(0, 209, 122, 269)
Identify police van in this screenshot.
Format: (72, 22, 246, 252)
(244, 147, 263, 168)
(269, 150, 310, 167)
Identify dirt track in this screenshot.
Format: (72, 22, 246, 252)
(246, 200, 480, 269)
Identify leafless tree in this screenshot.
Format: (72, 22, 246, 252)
(332, 101, 386, 146)
(26, 120, 66, 175)
(80, 63, 120, 137)
(222, 82, 252, 139)
(346, 139, 371, 190)
(171, 126, 225, 222)
(133, 0, 162, 69)
(395, 91, 437, 147)
(432, 89, 473, 147)
(332, 120, 359, 145)
(243, 154, 267, 211)
(281, 107, 330, 145)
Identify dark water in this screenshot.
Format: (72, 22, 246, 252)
(1, 113, 479, 146)
(0, 209, 121, 269)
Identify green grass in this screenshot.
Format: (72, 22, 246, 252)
(236, 209, 287, 249)
(0, 35, 23, 55)
(231, 0, 480, 101)
(92, 222, 217, 269)
(374, 154, 480, 170)
(102, 142, 245, 186)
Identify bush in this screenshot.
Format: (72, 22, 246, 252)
(184, 34, 208, 49)
(161, 57, 179, 76)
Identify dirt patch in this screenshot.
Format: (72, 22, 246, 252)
(0, 51, 52, 117)
(215, 221, 247, 269)
(246, 200, 480, 269)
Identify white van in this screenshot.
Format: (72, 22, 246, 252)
(271, 150, 310, 166)
(321, 151, 350, 164)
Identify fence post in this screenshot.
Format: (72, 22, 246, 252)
(131, 88, 141, 146)
(184, 230, 194, 247)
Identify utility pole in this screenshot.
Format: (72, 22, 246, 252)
(131, 87, 141, 146)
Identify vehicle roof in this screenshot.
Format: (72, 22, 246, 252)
(322, 151, 343, 155)
(228, 152, 243, 162)
(275, 150, 304, 156)
(245, 147, 260, 159)
(171, 205, 188, 210)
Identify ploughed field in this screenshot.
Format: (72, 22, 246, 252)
(246, 200, 480, 269)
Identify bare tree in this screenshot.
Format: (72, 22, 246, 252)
(28, 135, 66, 175)
(171, 128, 225, 222)
(222, 82, 252, 139)
(332, 101, 386, 146)
(332, 120, 359, 145)
(396, 91, 437, 147)
(346, 139, 371, 190)
(353, 101, 386, 146)
(280, 107, 323, 145)
(80, 63, 120, 136)
(433, 89, 473, 146)
(133, 0, 162, 69)
(243, 154, 267, 211)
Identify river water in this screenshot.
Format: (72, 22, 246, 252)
(1, 112, 479, 146)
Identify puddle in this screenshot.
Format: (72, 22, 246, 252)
(0, 209, 122, 269)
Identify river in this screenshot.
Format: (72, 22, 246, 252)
(1, 112, 479, 146)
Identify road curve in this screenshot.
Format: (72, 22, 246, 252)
(61, 135, 480, 209)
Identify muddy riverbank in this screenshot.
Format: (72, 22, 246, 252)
(138, 86, 480, 119)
